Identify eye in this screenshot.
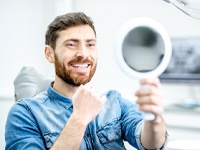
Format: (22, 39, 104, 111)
(65, 42, 76, 47)
(89, 43, 95, 47)
(68, 44, 75, 46)
(87, 42, 96, 48)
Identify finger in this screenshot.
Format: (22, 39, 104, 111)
(84, 82, 93, 89)
(72, 84, 83, 98)
(92, 89, 103, 99)
(84, 82, 101, 96)
(140, 77, 161, 88)
(135, 86, 163, 97)
(139, 104, 163, 115)
(100, 95, 106, 104)
(96, 90, 103, 97)
(136, 95, 163, 105)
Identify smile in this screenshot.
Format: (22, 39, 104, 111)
(72, 64, 90, 68)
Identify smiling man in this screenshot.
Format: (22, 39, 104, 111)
(5, 12, 168, 150)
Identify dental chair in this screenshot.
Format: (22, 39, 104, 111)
(14, 66, 52, 101)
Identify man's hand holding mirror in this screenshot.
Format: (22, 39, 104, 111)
(116, 17, 172, 120)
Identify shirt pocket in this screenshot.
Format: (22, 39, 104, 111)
(43, 132, 59, 149)
(97, 118, 122, 144)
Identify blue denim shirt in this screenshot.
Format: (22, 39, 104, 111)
(5, 84, 167, 150)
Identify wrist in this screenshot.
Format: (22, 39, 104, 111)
(69, 112, 89, 128)
(153, 115, 163, 124)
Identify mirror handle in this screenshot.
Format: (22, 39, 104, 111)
(143, 112, 155, 120)
(141, 84, 155, 121)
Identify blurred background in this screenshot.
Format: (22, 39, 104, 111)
(0, 0, 200, 149)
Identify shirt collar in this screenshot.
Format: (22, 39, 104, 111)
(47, 82, 72, 109)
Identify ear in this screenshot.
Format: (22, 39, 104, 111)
(44, 45, 54, 63)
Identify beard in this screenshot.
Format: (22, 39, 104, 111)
(54, 54, 97, 86)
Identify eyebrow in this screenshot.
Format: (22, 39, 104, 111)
(64, 38, 96, 43)
(87, 39, 97, 42)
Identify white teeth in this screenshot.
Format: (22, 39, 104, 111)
(73, 64, 88, 68)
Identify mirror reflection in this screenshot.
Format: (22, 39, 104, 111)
(122, 26, 165, 72)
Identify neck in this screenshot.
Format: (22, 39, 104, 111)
(53, 76, 79, 99)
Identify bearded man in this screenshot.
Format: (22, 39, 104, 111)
(5, 12, 167, 150)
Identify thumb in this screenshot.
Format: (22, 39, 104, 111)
(72, 84, 83, 100)
(100, 95, 106, 104)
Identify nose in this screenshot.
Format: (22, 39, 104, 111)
(75, 44, 89, 58)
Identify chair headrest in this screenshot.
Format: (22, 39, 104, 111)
(14, 66, 53, 101)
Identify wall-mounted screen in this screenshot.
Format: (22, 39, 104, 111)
(159, 37, 200, 83)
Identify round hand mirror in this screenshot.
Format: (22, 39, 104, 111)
(116, 17, 172, 120)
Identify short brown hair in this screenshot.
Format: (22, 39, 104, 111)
(45, 12, 96, 49)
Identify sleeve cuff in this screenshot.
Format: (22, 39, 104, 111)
(135, 121, 169, 150)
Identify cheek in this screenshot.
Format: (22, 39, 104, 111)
(92, 52, 98, 62)
(54, 53, 66, 67)
(59, 52, 71, 63)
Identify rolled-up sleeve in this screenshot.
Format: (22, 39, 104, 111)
(135, 121, 169, 150)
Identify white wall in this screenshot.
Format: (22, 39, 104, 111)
(0, 0, 73, 98)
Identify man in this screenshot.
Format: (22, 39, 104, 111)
(5, 12, 167, 150)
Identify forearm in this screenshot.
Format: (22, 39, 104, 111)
(141, 116, 166, 149)
(50, 113, 87, 150)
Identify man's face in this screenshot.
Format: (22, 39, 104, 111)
(53, 25, 97, 86)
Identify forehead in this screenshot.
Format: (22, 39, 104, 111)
(58, 25, 96, 40)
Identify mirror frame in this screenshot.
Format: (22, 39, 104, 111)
(116, 17, 172, 79)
